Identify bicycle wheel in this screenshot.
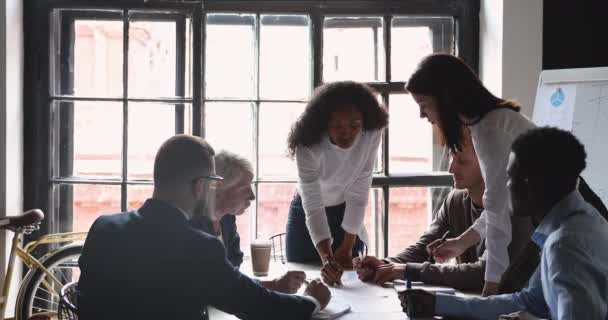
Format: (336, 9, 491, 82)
(16, 245, 82, 320)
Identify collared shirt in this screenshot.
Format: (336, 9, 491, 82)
(435, 190, 608, 320)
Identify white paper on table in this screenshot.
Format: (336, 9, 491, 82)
(312, 296, 351, 320)
(301, 271, 402, 314)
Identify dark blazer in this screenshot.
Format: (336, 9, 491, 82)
(77, 199, 315, 320)
(191, 214, 244, 268)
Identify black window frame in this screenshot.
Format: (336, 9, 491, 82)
(24, 0, 479, 257)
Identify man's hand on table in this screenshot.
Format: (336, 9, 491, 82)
(304, 279, 331, 310)
(398, 289, 436, 318)
(264, 270, 306, 294)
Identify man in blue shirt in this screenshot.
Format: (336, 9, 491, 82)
(399, 127, 608, 320)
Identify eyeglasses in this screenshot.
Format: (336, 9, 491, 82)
(192, 175, 224, 189)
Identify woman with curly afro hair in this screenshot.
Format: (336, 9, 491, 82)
(285, 81, 388, 285)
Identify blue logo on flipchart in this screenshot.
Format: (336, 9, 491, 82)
(550, 88, 565, 107)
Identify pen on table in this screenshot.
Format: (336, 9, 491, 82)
(406, 273, 414, 319)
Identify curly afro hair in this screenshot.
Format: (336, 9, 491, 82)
(511, 127, 586, 191)
(287, 81, 388, 158)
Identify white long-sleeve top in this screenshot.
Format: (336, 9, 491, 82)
(469, 108, 535, 283)
(295, 129, 382, 246)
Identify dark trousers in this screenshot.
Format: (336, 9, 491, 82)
(285, 193, 364, 262)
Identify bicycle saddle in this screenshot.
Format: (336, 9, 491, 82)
(0, 209, 44, 229)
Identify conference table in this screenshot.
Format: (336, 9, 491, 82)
(208, 260, 472, 320)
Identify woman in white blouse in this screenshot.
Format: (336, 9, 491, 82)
(285, 81, 388, 285)
(405, 53, 535, 296)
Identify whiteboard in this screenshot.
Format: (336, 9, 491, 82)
(532, 67, 608, 206)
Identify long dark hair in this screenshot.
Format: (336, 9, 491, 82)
(406, 53, 521, 153)
(287, 81, 388, 158)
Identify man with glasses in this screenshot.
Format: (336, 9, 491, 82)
(77, 135, 331, 320)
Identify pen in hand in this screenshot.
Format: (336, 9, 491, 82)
(325, 255, 343, 287)
(428, 230, 450, 263)
(406, 271, 414, 318)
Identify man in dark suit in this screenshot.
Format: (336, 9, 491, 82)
(77, 135, 330, 320)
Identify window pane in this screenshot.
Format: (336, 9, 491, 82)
(389, 94, 433, 173)
(323, 17, 384, 82)
(128, 102, 190, 180)
(52, 101, 122, 179)
(260, 15, 311, 100)
(128, 20, 178, 98)
(205, 14, 256, 99)
(388, 187, 451, 256)
(391, 22, 433, 81)
(128, 184, 154, 210)
(258, 102, 305, 179)
(205, 102, 254, 164)
(256, 183, 295, 241)
(69, 18, 123, 97)
(54, 184, 121, 233)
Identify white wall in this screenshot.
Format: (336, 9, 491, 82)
(479, 0, 504, 98)
(1, 0, 24, 316)
(480, 0, 543, 117)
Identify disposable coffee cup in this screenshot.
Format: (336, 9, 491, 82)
(251, 239, 272, 276)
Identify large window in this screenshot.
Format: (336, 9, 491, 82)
(25, 1, 479, 257)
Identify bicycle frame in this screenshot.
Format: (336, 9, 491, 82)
(1, 231, 87, 320)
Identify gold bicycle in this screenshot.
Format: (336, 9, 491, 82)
(1, 209, 86, 320)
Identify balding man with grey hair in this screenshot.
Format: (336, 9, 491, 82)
(192, 150, 307, 294)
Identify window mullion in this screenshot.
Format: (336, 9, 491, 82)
(382, 186, 389, 258)
(121, 9, 129, 212)
(381, 15, 392, 256)
(193, 5, 204, 137)
(253, 13, 261, 240)
(175, 16, 186, 134)
(311, 9, 323, 88)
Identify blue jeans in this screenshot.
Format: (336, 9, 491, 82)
(285, 193, 364, 262)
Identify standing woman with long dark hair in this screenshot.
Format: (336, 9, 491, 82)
(405, 53, 535, 296)
(286, 81, 388, 285)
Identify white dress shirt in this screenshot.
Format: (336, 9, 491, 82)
(295, 129, 382, 246)
(469, 108, 535, 283)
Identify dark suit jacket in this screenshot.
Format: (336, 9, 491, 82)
(191, 214, 244, 268)
(77, 199, 315, 320)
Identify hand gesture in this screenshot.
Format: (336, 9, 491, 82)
(271, 271, 306, 294)
(427, 237, 466, 263)
(353, 255, 384, 282)
(398, 289, 436, 318)
(372, 263, 406, 285)
(304, 279, 331, 310)
(321, 255, 343, 286)
(333, 243, 353, 269)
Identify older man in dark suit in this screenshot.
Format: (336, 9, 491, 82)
(77, 135, 330, 320)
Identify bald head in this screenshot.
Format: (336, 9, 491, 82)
(153, 135, 215, 189)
